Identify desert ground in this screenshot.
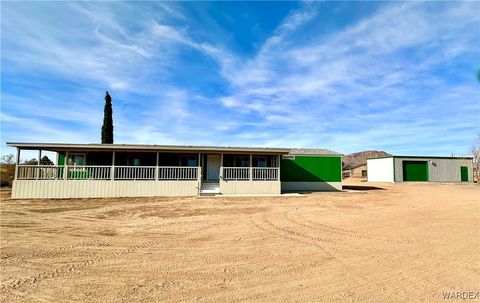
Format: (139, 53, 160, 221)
(1, 180, 479, 302)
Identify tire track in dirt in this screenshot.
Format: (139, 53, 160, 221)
(0, 219, 199, 266)
(286, 212, 423, 245)
(0, 221, 223, 294)
(261, 214, 386, 256)
(249, 214, 393, 300)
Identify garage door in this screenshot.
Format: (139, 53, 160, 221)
(402, 161, 428, 181)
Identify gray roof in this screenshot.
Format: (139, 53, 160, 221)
(6, 142, 291, 154)
(368, 155, 473, 160)
(6, 142, 342, 155)
(288, 148, 342, 156)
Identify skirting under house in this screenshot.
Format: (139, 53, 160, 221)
(7, 142, 343, 199)
(367, 156, 473, 183)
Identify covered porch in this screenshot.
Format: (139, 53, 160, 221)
(8, 143, 288, 198)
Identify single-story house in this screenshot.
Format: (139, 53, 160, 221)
(7, 142, 342, 199)
(367, 156, 473, 183)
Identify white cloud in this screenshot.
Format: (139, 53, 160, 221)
(1, 1, 479, 157)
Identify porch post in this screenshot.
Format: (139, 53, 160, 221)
(155, 152, 159, 181)
(64, 151, 69, 180)
(277, 155, 281, 180)
(14, 148, 20, 180)
(198, 153, 201, 181)
(110, 151, 116, 181)
(220, 153, 223, 179)
(35, 149, 42, 180)
(249, 154, 253, 181)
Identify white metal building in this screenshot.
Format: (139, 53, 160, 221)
(367, 156, 473, 183)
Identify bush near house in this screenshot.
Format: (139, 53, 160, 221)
(0, 164, 15, 186)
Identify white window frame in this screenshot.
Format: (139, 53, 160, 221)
(67, 153, 86, 166)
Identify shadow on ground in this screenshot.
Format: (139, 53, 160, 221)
(342, 185, 386, 191)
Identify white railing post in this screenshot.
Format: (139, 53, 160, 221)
(110, 151, 116, 181)
(64, 151, 69, 180)
(220, 153, 223, 180)
(249, 154, 253, 181)
(155, 152, 159, 181)
(278, 155, 281, 181)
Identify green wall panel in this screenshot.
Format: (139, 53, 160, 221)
(281, 156, 341, 182)
(402, 161, 428, 181)
(58, 152, 65, 166)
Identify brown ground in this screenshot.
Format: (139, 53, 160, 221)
(1, 180, 479, 302)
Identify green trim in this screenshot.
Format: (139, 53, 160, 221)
(393, 157, 396, 182)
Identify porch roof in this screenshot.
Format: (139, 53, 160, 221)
(6, 142, 291, 154)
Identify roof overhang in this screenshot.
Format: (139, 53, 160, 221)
(6, 142, 291, 154)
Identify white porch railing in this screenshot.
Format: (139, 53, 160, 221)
(115, 166, 155, 180)
(67, 166, 111, 180)
(222, 167, 250, 180)
(16, 165, 199, 181)
(252, 168, 279, 180)
(158, 167, 198, 180)
(16, 165, 278, 181)
(17, 165, 64, 180)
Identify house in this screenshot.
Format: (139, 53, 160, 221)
(7, 142, 342, 199)
(367, 156, 473, 183)
(348, 163, 367, 178)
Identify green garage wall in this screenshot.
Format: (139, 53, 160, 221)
(281, 156, 341, 182)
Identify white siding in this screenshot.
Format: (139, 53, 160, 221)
(220, 180, 280, 195)
(281, 182, 341, 191)
(367, 158, 394, 182)
(11, 180, 199, 199)
(394, 157, 473, 182)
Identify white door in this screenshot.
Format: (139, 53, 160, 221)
(207, 154, 221, 181)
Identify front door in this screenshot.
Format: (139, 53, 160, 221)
(460, 166, 468, 182)
(207, 154, 221, 181)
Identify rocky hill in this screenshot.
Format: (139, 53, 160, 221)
(342, 150, 391, 169)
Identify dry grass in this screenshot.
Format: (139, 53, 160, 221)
(1, 180, 479, 302)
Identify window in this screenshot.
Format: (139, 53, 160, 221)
(234, 156, 249, 167)
(67, 153, 85, 166)
(179, 155, 197, 167)
(253, 157, 267, 167)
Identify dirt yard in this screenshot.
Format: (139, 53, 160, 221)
(1, 181, 478, 302)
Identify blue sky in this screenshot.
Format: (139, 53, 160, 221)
(1, 1, 479, 159)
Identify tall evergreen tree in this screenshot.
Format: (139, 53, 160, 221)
(101, 91, 114, 144)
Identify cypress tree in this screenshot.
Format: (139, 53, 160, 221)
(101, 91, 114, 144)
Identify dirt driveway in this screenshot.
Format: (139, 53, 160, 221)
(1, 181, 478, 302)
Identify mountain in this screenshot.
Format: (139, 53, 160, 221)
(342, 150, 391, 169)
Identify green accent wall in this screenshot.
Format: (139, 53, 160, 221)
(58, 152, 65, 166)
(402, 161, 428, 181)
(460, 166, 468, 182)
(281, 156, 341, 182)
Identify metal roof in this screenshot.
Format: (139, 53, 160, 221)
(6, 142, 291, 154)
(288, 148, 342, 156)
(7, 142, 343, 155)
(367, 155, 473, 160)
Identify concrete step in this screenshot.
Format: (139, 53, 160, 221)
(200, 182, 220, 194)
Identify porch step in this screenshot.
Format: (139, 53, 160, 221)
(200, 182, 220, 195)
